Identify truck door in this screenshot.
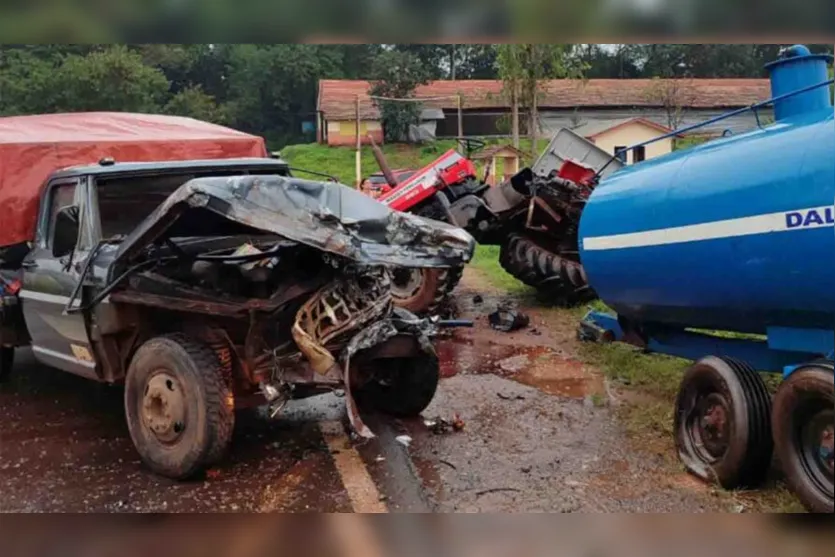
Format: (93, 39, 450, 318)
(19, 177, 98, 379)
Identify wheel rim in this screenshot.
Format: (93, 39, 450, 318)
(389, 268, 423, 300)
(799, 408, 834, 496)
(141, 371, 187, 445)
(685, 391, 731, 463)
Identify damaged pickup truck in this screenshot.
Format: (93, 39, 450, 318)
(0, 114, 473, 479)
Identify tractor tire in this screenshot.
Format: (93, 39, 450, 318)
(124, 334, 235, 480)
(389, 265, 464, 315)
(499, 234, 595, 306)
(771, 361, 834, 514)
(0, 346, 14, 383)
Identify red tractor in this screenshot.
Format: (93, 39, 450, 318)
(365, 132, 623, 314)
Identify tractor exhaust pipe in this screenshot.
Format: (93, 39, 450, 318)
(367, 134, 398, 188)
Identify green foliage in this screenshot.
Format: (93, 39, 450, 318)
(164, 85, 228, 124)
(45, 46, 170, 113)
(369, 50, 431, 143)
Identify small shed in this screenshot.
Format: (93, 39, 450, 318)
(471, 144, 526, 186)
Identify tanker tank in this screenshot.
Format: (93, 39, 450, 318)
(576, 45, 834, 514)
(578, 46, 835, 335)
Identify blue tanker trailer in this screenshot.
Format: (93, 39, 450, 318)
(577, 45, 834, 513)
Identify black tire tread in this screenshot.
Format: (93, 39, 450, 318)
(499, 233, 595, 307)
(771, 360, 834, 513)
(126, 334, 234, 478)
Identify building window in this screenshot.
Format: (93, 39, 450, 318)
(614, 146, 627, 163)
(633, 145, 646, 162)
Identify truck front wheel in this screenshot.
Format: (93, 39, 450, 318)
(124, 334, 235, 480)
(354, 353, 440, 417)
(0, 346, 13, 382)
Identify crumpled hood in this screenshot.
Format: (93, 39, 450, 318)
(113, 175, 475, 268)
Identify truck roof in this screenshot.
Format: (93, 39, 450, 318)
(0, 112, 268, 248)
(50, 158, 289, 179)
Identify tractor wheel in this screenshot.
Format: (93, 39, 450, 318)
(354, 352, 440, 418)
(499, 234, 595, 306)
(674, 356, 773, 489)
(0, 346, 14, 383)
(124, 334, 235, 480)
(389, 265, 463, 315)
(772, 361, 833, 513)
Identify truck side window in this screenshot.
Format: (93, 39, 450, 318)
(46, 182, 78, 248)
(97, 175, 193, 238)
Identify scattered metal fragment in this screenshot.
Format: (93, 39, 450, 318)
(488, 302, 530, 332)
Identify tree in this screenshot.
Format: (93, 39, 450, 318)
(43, 46, 170, 113)
(643, 77, 697, 130)
(497, 44, 585, 156)
(369, 50, 430, 143)
(164, 85, 228, 124)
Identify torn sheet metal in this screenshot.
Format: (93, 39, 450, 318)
(113, 175, 476, 269)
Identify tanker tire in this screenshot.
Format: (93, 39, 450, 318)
(499, 234, 595, 307)
(125, 334, 235, 480)
(390, 266, 463, 315)
(0, 346, 13, 383)
(674, 356, 773, 490)
(771, 361, 834, 514)
(354, 353, 440, 418)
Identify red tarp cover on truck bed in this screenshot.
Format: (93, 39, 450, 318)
(0, 112, 268, 248)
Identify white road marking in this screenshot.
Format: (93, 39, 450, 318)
(582, 204, 835, 251)
(319, 420, 388, 513)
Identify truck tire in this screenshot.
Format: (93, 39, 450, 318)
(355, 353, 440, 417)
(0, 346, 13, 383)
(499, 234, 595, 306)
(389, 266, 463, 315)
(124, 334, 235, 480)
(674, 356, 773, 490)
(771, 362, 833, 513)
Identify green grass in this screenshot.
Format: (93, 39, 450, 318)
(280, 138, 551, 187)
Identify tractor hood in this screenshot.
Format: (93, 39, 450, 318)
(113, 175, 476, 268)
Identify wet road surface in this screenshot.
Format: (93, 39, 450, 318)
(0, 273, 725, 513)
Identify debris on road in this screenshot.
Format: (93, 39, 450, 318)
(472, 294, 483, 304)
(395, 435, 413, 447)
(423, 413, 466, 435)
(488, 302, 530, 332)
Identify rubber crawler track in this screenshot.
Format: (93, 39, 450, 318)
(499, 233, 596, 306)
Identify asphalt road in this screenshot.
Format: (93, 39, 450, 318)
(0, 277, 726, 513)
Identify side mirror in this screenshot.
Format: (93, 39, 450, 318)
(52, 205, 80, 259)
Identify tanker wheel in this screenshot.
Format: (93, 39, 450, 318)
(771, 361, 834, 513)
(125, 334, 235, 480)
(0, 346, 14, 383)
(354, 353, 440, 417)
(674, 356, 773, 489)
(389, 266, 463, 315)
(499, 234, 595, 307)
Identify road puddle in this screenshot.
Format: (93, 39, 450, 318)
(434, 334, 603, 400)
